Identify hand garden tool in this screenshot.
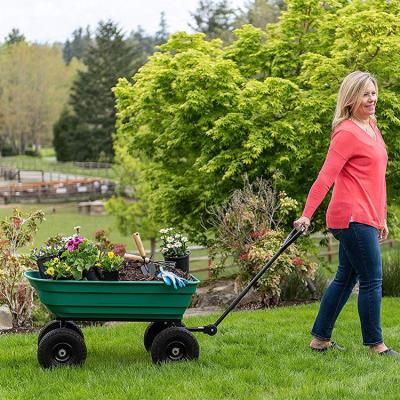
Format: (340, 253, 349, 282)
(133, 232, 157, 275)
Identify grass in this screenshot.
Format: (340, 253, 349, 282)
(0, 296, 399, 399)
(0, 155, 113, 179)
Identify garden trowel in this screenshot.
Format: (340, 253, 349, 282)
(133, 232, 157, 275)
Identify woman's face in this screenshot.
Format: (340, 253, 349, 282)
(353, 80, 377, 120)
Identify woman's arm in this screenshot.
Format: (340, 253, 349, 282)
(294, 130, 355, 229)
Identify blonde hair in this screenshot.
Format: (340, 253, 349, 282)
(332, 71, 378, 132)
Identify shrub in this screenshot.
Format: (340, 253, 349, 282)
(0, 209, 45, 327)
(208, 177, 319, 306)
(382, 249, 400, 297)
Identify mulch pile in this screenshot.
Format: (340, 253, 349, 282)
(119, 260, 194, 282)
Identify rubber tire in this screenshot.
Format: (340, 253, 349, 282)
(37, 327, 87, 369)
(38, 320, 84, 344)
(151, 327, 199, 364)
(144, 321, 183, 352)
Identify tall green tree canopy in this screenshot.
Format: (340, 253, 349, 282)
(55, 20, 134, 162)
(114, 0, 400, 242)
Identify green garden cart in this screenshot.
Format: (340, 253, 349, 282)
(25, 226, 304, 369)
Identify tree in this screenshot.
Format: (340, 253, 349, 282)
(127, 26, 156, 76)
(57, 20, 134, 162)
(63, 26, 92, 64)
(235, 0, 282, 29)
(189, 0, 237, 42)
(0, 42, 81, 154)
(4, 28, 25, 44)
(114, 0, 400, 243)
(155, 11, 169, 46)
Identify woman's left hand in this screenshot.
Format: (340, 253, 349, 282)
(379, 220, 389, 242)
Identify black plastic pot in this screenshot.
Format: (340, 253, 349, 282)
(85, 267, 101, 281)
(164, 254, 190, 273)
(36, 255, 57, 279)
(101, 270, 119, 281)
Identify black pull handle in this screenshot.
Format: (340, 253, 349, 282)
(282, 225, 306, 247)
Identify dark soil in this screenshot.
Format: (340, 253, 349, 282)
(119, 260, 194, 282)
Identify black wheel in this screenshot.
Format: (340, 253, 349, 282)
(38, 320, 84, 344)
(144, 321, 183, 352)
(151, 327, 199, 364)
(37, 327, 87, 369)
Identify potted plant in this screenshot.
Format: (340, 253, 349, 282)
(159, 228, 190, 272)
(30, 234, 69, 278)
(61, 236, 99, 280)
(97, 251, 124, 281)
(43, 257, 74, 280)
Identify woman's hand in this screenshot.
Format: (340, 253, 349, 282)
(379, 220, 389, 242)
(293, 216, 311, 232)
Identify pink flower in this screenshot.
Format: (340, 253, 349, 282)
(67, 235, 85, 251)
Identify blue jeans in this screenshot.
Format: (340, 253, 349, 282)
(311, 222, 383, 345)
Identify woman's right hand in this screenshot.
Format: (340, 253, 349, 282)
(293, 216, 311, 232)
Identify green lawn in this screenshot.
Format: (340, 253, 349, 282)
(0, 155, 113, 179)
(0, 297, 399, 399)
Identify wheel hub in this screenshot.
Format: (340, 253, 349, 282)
(53, 343, 72, 363)
(167, 341, 185, 360)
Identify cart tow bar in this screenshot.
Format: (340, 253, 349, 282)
(187, 226, 306, 336)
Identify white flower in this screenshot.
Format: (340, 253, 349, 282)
(166, 236, 174, 242)
(182, 236, 188, 242)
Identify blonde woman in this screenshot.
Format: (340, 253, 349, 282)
(294, 71, 398, 357)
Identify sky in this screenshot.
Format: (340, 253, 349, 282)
(0, 0, 246, 43)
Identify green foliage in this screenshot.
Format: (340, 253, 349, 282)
(0, 209, 45, 327)
(4, 28, 25, 45)
(382, 249, 400, 297)
(63, 26, 92, 65)
(207, 177, 316, 305)
(58, 20, 134, 162)
(114, 0, 400, 243)
(62, 240, 99, 280)
(189, 0, 237, 42)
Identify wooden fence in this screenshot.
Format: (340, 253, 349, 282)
(0, 178, 115, 203)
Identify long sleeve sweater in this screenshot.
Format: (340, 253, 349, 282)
(302, 119, 387, 230)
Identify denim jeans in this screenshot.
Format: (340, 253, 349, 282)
(311, 222, 383, 345)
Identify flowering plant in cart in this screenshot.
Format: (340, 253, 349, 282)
(60, 237, 99, 279)
(97, 251, 124, 272)
(44, 257, 73, 280)
(30, 234, 69, 260)
(159, 228, 189, 257)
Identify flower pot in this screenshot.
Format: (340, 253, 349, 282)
(164, 254, 190, 273)
(36, 255, 57, 279)
(85, 267, 101, 281)
(101, 270, 119, 281)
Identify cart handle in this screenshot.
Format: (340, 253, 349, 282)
(187, 225, 306, 335)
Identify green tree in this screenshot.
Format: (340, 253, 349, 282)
(189, 0, 237, 42)
(59, 20, 134, 162)
(114, 0, 400, 243)
(4, 28, 26, 44)
(0, 42, 81, 154)
(235, 0, 282, 29)
(63, 26, 92, 64)
(155, 11, 169, 45)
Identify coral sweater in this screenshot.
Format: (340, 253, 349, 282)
(302, 119, 387, 230)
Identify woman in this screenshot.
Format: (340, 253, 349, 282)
(294, 71, 398, 357)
